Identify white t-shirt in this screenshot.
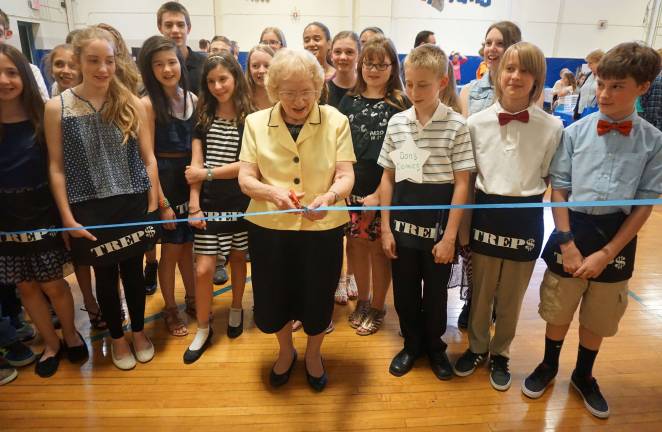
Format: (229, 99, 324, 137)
(29, 63, 49, 101)
(467, 102, 563, 196)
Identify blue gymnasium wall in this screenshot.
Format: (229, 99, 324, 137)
(34, 49, 583, 91)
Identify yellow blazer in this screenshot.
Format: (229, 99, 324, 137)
(240, 102, 356, 231)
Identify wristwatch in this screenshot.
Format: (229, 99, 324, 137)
(554, 230, 574, 245)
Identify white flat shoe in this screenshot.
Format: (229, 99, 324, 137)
(134, 338, 155, 363)
(111, 344, 136, 370)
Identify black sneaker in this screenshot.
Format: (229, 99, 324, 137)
(144, 261, 158, 295)
(457, 302, 470, 330)
(521, 362, 557, 399)
(0, 340, 36, 367)
(570, 370, 610, 419)
(489, 355, 511, 391)
(453, 349, 487, 377)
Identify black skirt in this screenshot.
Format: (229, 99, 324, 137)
(248, 223, 343, 336)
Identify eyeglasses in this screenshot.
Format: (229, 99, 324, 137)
(362, 61, 392, 71)
(261, 40, 282, 48)
(278, 90, 317, 101)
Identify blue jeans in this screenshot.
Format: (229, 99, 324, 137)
(0, 302, 18, 348)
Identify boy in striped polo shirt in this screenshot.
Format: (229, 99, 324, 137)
(378, 44, 475, 380)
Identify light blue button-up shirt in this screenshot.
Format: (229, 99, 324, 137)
(550, 110, 662, 215)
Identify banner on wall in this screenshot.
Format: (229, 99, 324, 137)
(421, 0, 492, 11)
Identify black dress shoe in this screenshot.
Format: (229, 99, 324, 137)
(305, 357, 328, 392)
(35, 342, 63, 378)
(227, 310, 244, 339)
(144, 261, 158, 295)
(389, 349, 417, 377)
(430, 351, 453, 381)
(183, 328, 213, 364)
(269, 350, 297, 388)
(64, 331, 89, 363)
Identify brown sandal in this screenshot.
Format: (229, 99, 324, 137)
(164, 307, 188, 337)
(356, 308, 386, 336)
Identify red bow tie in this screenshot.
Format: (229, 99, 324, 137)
(498, 110, 529, 126)
(597, 120, 632, 136)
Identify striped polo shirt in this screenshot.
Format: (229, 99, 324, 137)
(378, 102, 475, 183)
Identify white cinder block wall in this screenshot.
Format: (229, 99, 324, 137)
(3, 0, 661, 57)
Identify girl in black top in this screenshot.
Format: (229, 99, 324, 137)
(327, 31, 360, 108)
(0, 44, 87, 378)
(338, 36, 410, 335)
(138, 35, 197, 338)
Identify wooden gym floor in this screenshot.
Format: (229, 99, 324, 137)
(2, 208, 662, 431)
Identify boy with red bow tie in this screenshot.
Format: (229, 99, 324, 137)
(522, 42, 662, 419)
(453, 42, 563, 391)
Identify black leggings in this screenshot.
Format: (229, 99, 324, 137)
(93, 255, 146, 339)
(391, 246, 451, 356)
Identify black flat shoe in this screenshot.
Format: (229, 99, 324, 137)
(305, 357, 328, 392)
(183, 328, 213, 364)
(269, 349, 297, 388)
(144, 261, 158, 295)
(389, 349, 417, 377)
(429, 351, 453, 381)
(227, 310, 244, 339)
(64, 331, 89, 363)
(35, 342, 63, 378)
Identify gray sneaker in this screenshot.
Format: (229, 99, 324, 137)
(453, 349, 488, 377)
(489, 355, 511, 391)
(0, 358, 18, 386)
(13, 319, 36, 342)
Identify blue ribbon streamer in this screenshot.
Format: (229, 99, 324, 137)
(2, 198, 661, 236)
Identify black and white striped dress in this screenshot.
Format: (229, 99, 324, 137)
(193, 118, 249, 256)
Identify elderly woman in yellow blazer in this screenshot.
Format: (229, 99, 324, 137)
(239, 49, 355, 392)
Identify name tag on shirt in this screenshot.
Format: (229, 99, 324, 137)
(389, 136, 430, 183)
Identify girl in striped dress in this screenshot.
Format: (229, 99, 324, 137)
(183, 52, 255, 363)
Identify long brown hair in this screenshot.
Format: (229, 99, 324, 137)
(349, 36, 407, 111)
(196, 52, 255, 133)
(73, 26, 141, 143)
(245, 44, 275, 96)
(0, 44, 45, 144)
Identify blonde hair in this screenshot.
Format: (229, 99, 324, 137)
(404, 44, 460, 112)
(586, 49, 605, 64)
(73, 26, 141, 144)
(96, 23, 142, 94)
(266, 49, 324, 103)
(245, 44, 275, 94)
(495, 42, 546, 105)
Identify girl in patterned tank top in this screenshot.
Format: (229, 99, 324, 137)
(45, 27, 159, 371)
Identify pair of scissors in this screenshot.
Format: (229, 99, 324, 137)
(288, 189, 307, 211)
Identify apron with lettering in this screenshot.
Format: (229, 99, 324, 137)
(157, 156, 191, 218)
(542, 210, 636, 282)
(0, 185, 64, 255)
(195, 124, 249, 235)
(470, 191, 544, 261)
(390, 181, 453, 252)
(69, 192, 160, 266)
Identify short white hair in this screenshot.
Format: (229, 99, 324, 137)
(266, 49, 324, 102)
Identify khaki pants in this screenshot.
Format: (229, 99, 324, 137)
(468, 252, 535, 358)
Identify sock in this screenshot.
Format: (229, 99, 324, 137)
(543, 337, 564, 370)
(575, 344, 598, 379)
(229, 308, 242, 327)
(189, 327, 210, 351)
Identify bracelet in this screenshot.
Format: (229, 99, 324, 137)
(206, 167, 213, 182)
(188, 208, 202, 215)
(158, 197, 171, 209)
(328, 190, 340, 203)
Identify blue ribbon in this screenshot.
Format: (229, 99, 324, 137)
(2, 198, 661, 236)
